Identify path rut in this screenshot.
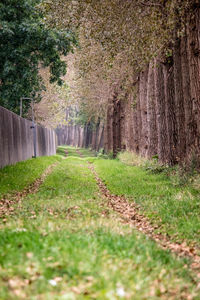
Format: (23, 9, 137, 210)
(88, 163, 200, 273)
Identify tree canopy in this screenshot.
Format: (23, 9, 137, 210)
(42, 0, 196, 123)
(0, 0, 76, 114)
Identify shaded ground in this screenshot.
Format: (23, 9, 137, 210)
(0, 147, 199, 299)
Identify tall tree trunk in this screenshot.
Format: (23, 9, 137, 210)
(125, 94, 134, 151)
(163, 63, 178, 165)
(181, 33, 194, 159)
(139, 69, 148, 157)
(132, 88, 140, 153)
(137, 85, 142, 154)
(98, 123, 104, 150)
(120, 98, 126, 151)
(147, 62, 158, 158)
(187, 8, 200, 154)
(96, 121, 104, 151)
(112, 93, 120, 157)
(154, 59, 168, 163)
(104, 98, 113, 153)
(173, 33, 186, 162)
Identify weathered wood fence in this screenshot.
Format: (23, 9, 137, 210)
(0, 106, 57, 168)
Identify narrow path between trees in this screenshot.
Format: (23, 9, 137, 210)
(0, 147, 200, 299)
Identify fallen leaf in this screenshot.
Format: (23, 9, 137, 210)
(26, 252, 33, 259)
(71, 286, 81, 294)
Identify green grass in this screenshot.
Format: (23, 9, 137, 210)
(94, 159, 200, 245)
(0, 147, 198, 299)
(57, 146, 96, 158)
(0, 156, 62, 198)
(117, 151, 148, 167)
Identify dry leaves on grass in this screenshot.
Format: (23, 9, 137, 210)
(8, 277, 30, 299)
(76, 150, 83, 158)
(66, 206, 82, 219)
(71, 277, 94, 296)
(88, 164, 200, 273)
(0, 163, 57, 220)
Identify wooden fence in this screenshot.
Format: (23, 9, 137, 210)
(0, 106, 57, 168)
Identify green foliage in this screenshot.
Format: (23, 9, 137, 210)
(143, 156, 167, 174)
(0, 0, 77, 114)
(170, 160, 199, 187)
(97, 153, 109, 159)
(118, 151, 167, 173)
(119, 151, 170, 174)
(118, 151, 199, 183)
(118, 151, 148, 167)
(97, 148, 109, 159)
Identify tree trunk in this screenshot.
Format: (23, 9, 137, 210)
(139, 69, 148, 157)
(112, 93, 121, 157)
(132, 88, 139, 153)
(137, 84, 142, 154)
(147, 62, 158, 158)
(120, 98, 126, 151)
(154, 59, 168, 163)
(180, 33, 195, 159)
(163, 63, 178, 165)
(187, 8, 200, 154)
(104, 98, 113, 153)
(173, 33, 186, 162)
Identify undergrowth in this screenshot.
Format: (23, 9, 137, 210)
(95, 156, 200, 245)
(118, 151, 200, 187)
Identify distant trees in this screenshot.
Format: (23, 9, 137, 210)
(0, 0, 76, 114)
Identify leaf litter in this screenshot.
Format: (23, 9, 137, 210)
(0, 163, 58, 220)
(88, 164, 200, 274)
(1, 152, 199, 299)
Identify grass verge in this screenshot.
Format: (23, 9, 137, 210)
(0, 156, 62, 198)
(94, 158, 200, 245)
(0, 147, 198, 299)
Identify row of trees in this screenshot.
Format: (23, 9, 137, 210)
(104, 2, 200, 165)
(44, 0, 200, 165)
(1, 0, 199, 165)
(56, 110, 104, 151)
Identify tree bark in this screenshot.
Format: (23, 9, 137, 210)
(173, 33, 186, 162)
(132, 87, 140, 153)
(147, 62, 158, 158)
(154, 59, 168, 163)
(104, 98, 113, 153)
(180, 33, 194, 159)
(163, 63, 178, 165)
(112, 93, 121, 157)
(139, 69, 149, 157)
(187, 8, 200, 153)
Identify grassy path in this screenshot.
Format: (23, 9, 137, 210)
(0, 147, 199, 299)
(94, 159, 200, 246)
